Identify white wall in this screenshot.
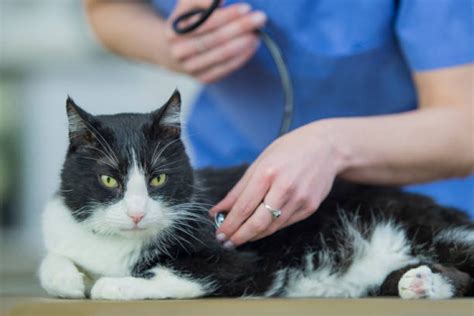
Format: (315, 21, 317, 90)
(0, 1, 199, 287)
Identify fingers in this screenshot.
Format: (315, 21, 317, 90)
(249, 191, 305, 241)
(163, 1, 265, 81)
(170, 10, 266, 60)
(182, 33, 258, 74)
(209, 160, 260, 217)
(279, 191, 325, 230)
(214, 167, 272, 241)
(223, 203, 273, 248)
(221, 174, 324, 245)
(226, 182, 289, 246)
(195, 38, 259, 83)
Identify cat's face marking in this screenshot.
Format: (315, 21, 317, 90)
(60, 90, 194, 239)
(83, 156, 171, 238)
(123, 160, 149, 223)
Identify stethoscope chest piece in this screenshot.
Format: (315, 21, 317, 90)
(214, 212, 226, 228)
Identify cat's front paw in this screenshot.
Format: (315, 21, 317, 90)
(91, 277, 143, 300)
(39, 255, 86, 298)
(398, 265, 453, 299)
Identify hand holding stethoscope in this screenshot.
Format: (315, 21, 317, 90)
(165, 0, 267, 84)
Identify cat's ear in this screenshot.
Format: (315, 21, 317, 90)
(66, 96, 97, 146)
(151, 89, 182, 137)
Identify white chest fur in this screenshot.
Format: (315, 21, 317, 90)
(42, 197, 143, 277)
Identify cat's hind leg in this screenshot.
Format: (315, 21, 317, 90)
(380, 263, 471, 299)
(397, 265, 469, 299)
(433, 226, 474, 277)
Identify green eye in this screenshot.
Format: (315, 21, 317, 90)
(100, 175, 119, 189)
(150, 174, 167, 187)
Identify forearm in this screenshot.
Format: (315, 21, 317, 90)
(84, 0, 168, 65)
(317, 105, 474, 185)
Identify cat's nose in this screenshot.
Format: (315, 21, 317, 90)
(125, 195, 147, 224)
(128, 213, 145, 224)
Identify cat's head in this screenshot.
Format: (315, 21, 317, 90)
(60, 90, 195, 239)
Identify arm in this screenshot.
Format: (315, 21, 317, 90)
(84, 0, 170, 65)
(325, 64, 474, 184)
(84, 0, 266, 83)
(211, 63, 474, 247)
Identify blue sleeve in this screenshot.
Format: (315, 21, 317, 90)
(395, 0, 474, 71)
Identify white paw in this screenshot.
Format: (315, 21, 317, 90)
(398, 265, 454, 299)
(39, 255, 86, 299)
(91, 277, 143, 300)
(41, 270, 86, 299)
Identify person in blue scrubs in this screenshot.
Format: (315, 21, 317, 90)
(85, 0, 473, 247)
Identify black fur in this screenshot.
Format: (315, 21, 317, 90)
(59, 91, 474, 298)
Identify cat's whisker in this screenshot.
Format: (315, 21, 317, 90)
(173, 215, 210, 226)
(151, 147, 165, 168)
(150, 141, 162, 164)
(166, 233, 193, 254)
(170, 224, 208, 248)
(171, 201, 214, 209)
(153, 157, 189, 170)
(151, 139, 182, 167)
(152, 153, 187, 165)
(170, 211, 210, 223)
(82, 120, 120, 168)
(73, 201, 104, 214)
(153, 232, 176, 259)
(78, 155, 118, 170)
(84, 146, 119, 171)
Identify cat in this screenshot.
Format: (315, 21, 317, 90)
(39, 90, 474, 300)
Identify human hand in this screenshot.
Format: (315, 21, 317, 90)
(159, 0, 266, 83)
(209, 123, 347, 248)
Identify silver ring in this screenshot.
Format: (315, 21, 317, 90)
(262, 202, 282, 219)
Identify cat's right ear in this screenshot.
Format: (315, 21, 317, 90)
(66, 97, 96, 146)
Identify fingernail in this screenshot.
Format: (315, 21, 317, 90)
(252, 11, 267, 24)
(216, 233, 227, 242)
(238, 4, 252, 14)
(223, 241, 235, 249)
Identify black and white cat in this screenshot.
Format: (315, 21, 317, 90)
(40, 90, 473, 300)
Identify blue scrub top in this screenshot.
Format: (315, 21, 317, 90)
(152, 0, 474, 216)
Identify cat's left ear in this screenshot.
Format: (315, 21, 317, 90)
(151, 89, 182, 136)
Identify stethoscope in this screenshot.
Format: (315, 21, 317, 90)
(172, 0, 294, 228)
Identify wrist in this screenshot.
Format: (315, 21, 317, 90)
(148, 20, 172, 66)
(308, 119, 358, 175)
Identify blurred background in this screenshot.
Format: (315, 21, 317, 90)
(0, 0, 199, 296)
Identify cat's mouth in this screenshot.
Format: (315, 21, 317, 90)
(120, 226, 147, 232)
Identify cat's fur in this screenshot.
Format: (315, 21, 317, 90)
(40, 91, 474, 300)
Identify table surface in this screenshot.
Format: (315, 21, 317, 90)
(2, 297, 473, 316)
